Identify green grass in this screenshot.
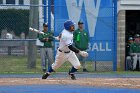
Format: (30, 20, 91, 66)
(89, 71, 140, 75)
(0, 55, 140, 74)
(0, 55, 42, 73)
(0, 55, 94, 74)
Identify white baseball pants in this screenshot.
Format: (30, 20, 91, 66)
(52, 50, 81, 71)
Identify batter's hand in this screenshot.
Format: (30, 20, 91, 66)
(53, 36, 60, 40)
(79, 51, 88, 57)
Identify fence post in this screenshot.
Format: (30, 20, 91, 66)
(48, 0, 51, 31)
(28, 0, 39, 69)
(43, 0, 47, 23)
(113, 0, 117, 71)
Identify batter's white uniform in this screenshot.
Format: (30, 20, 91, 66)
(51, 29, 81, 70)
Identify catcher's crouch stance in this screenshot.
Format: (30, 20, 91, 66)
(42, 20, 88, 80)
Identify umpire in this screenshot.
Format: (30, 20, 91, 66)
(38, 23, 54, 72)
(73, 20, 89, 72)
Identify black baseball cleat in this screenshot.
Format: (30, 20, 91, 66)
(42, 73, 50, 79)
(69, 73, 76, 80)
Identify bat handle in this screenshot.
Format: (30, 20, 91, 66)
(29, 27, 33, 30)
(53, 36, 60, 40)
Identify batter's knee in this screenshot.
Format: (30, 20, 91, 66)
(74, 64, 81, 69)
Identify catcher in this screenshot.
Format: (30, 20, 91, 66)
(42, 20, 88, 80)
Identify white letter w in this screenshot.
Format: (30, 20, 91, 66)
(65, 0, 101, 37)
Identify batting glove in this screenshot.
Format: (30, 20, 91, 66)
(53, 36, 60, 40)
(79, 51, 88, 57)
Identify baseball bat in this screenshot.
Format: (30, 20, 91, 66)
(29, 27, 45, 34)
(29, 27, 60, 40)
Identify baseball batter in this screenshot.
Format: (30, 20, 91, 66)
(42, 20, 88, 80)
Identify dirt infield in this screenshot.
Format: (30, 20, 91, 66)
(0, 78, 140, 89)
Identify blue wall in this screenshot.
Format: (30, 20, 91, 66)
(54, 0, 116, 61)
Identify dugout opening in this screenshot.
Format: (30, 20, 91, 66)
(126, 10, 140, 40)
(125, 10, 140, 70)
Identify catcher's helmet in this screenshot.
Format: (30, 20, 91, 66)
(64, 20, 75, 30)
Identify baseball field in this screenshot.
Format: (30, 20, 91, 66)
(0, 72, 140, 93)
(0, 55, 140, 93)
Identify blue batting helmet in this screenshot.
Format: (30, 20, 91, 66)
(64, 20, 75, 30)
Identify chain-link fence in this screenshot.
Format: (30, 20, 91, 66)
(53, 0, 117, 72)
(0, 39, 41, 73)
(0, 0, 52, 73)
(0, 0, 117, 73)
(0, 39, 96, 73)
